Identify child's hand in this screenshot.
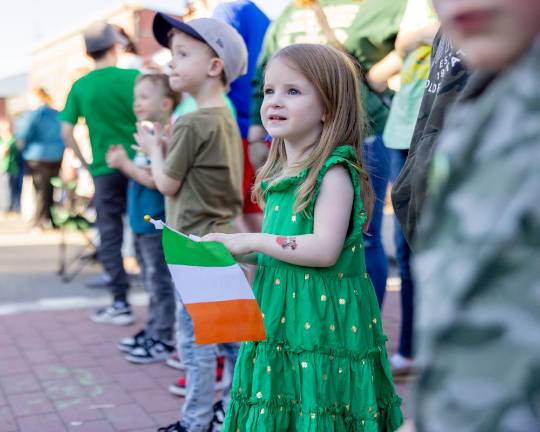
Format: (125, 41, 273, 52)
(106, 145, 128, 169)
(134, 122, 159, 155)
(202, 233, 259, 256)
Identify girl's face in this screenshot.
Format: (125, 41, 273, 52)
(134, 80, 165, 122)
(261, 57, 325, 149)
(433, 0, 540, 71)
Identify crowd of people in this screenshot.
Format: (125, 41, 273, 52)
(2, 0, 539, 431)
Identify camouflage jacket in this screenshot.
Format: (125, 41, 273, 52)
(413, 37, 540, 431)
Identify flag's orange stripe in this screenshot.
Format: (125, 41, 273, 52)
(185, 299, 266, 344)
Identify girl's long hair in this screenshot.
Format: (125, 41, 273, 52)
(252, 44, 373, 226)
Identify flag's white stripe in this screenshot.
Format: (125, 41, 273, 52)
(168, 263, 255, 304)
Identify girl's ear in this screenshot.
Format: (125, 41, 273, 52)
(321, 113, 326, 123)
(208, 58, 225, 80)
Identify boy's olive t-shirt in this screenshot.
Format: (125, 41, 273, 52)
(60, 67, 139, 177)
(164, 107, 243, 236)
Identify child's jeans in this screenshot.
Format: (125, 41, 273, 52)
(389, 148, 415, 358)
(176, 299, 239, 432)
(134, 232, 175, 341)
(362, 134, 390, 307)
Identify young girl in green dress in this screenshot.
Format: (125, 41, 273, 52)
(204, 44, 403, 431)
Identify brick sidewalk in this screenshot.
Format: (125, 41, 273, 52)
(0, 294, 412, 432)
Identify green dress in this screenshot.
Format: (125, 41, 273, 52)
(223, 146, 403, 431)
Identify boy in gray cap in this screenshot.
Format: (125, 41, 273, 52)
(135, 13, 247, 432)
(61, 22, 139, 325)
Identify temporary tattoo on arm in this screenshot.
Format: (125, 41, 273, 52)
(276, 236, 297, 250)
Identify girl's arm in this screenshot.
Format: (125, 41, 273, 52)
(204, 166, 354, 267)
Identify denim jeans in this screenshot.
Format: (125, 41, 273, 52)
(92, 172, 129, 303)
(363, 135, 389, 307)
(176, 298, 239, 432)
(134, 232, 176, 341)
(389, 148, 415, 358)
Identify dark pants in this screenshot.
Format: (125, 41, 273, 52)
(134, 232, 176, 341)
(9, 169, 23, 212)
(25, 160, 61, 227)
(389, 148, 415, 358)
(362, 135, 389, 307)
(93, 172, 129, 303)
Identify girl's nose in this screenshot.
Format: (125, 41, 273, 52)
(269, 96, 283, 108)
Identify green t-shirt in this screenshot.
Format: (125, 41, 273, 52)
(174, 94, 237, 120)
(251, 0, 407, 134)
(60, 66, 139, 177)
(164, 107, 243, 236)
(383, 0, 438, 149)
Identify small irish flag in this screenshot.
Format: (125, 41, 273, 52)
(159, 221, 266, 345)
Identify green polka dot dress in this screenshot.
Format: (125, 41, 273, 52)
(223, 146, 403, 431)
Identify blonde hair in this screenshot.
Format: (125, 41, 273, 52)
(252, 44, 373, 225)
(136, 73, 181, 107)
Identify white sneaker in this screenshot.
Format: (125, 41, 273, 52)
(390, 353, 415, 376)
(166, 353, 185, 370)
(91, 302, 134, 326)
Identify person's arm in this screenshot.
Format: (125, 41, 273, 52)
(61, 122, 89, 170)
(395, 23, 440, 58)
(106, 145, 155, 189)
(134, 123, 181, 196)
(203, 165, 354, 267)
(366, 51, 404, 93)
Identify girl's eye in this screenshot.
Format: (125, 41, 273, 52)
(288, 88, 300, 95)
(263, 88, 274, 95)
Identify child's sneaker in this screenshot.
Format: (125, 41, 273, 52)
(169, 357, 226, 396)
(125, 338, 175, 364)
(117, 329, 147, 353)
(91, 301, 134, 326)
(157, 422, 187, 432)
(166, 352, 185, 370)
(207, 400, 225, 432)
(390, 353, 415, 377)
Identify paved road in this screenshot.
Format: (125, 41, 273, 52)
(0, 215, 412, 431)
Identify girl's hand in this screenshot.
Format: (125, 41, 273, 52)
(106, 145, 128, 169)
(134, 122, 160, 155)
(202, 233, 259, 256)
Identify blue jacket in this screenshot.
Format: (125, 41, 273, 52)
(17, 105, 64, 162)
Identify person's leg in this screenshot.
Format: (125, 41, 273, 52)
(218, 342, 239, 408)
(27, 160, 49, 227)
(8, 168, 23, 213)
(389, 149, 415, 360)
(138, 232, 175, 342)
(0, 170, 11, 213)
(362, 135, 389, 307)
(92, 172, 129, 303)
(177, 301, 216, 432)
(42, 161, 61, 225)
(134, 234, 152, 330)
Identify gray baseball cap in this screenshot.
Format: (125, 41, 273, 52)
(84, 22, 119, 53)
(152, 13, 247, 86)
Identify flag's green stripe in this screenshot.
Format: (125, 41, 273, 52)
(162, 226, 236, 267)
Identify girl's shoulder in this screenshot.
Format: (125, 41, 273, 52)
(261, 145, 358, 194)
